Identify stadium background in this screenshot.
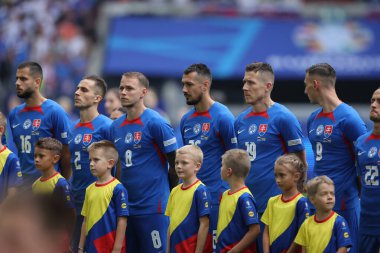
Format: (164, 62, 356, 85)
(1, 0, 380, 178)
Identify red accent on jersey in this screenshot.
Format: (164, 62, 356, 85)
(190, 111, 212, 119)
(93, 230, 126, 253)
(245, 110, 269, 119)
(316, 111, 335, 122)
(75, 122, 94, 131)
(120, 117, 144, 127)
(21, 106, 44, 114)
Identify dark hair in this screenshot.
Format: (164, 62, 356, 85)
(35, 137, 63, 156)
(83, 75, 107, 98)
(245, 62, 274, 74)
(306, 63, 336, 79)
(122, 72, 149, 88)
(183, 63, 212, 83)
(17, 61, 43, 80)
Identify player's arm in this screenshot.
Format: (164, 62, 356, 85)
(78, 217, 87, 252)
(166, 229, 170, 253)
(228, 224, 260, 253)
(337, 247, 348, 253)
(165, 151, 178, 190)
(195, 216, 210, 253)
(7, 187, 17, 198)
(287, 242, 302, 253)
(115, 160, 121, 180)
(60, 144, 72, 179)
(112, 216, 127, 253)
(262, 225, 270, 253)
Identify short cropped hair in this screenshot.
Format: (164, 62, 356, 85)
(122, 72, 149, 88)
(176, 145, 204, 164)
(87, 140, 119, 162)
(306, 175, 334, 197)
(306, 63, 336, 84)
(245, 62, 275, 84)
(0, 111, 6, 128)
(275, 154, 306, 192)
(83, 75, 107, 98)
(17, 61, 43, 80)
(222, 149, 250, 178)
(183, 63, 212, 83)
(35, 138, 62, 156)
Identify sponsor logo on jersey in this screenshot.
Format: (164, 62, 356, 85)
(74, 134, 82, 144)
(248, 211, 254, 217)
(202, 123, 210, 134)
(258, 124, 267, 136)
(134, 132, 142, 144)
(344, 232, 349, 238)
(121, 203, 127, 209)
(23, 119, 31, 129)
(32, 119, 41, 131)
(316, 125, 324, 136)
(83, 134, 92, 145)
(368, 146, 377, 158)
(205, 202, 209, 208)
(324, 125, 333, 138)
(248, 124, 257, 135)
(125, 133, 133, 144)
(193, 123, 201, 135)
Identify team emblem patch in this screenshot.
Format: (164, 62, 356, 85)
(202, 123, 210, 134)
(258, 124, 267, 136)
(32, 119, 41, 130)
(23, 119, 31, 129)
(74, 134, 82, 144)
(83, 134, 92, 145)
(134, 132, 142, 144)
(248, 124, 257, 135)
(316, 125, 324, 136)
(193, 124, 201, 135)
(368, 147, 377, 158)
(324, 125, 333, 138)
(125, 133, 133, 144)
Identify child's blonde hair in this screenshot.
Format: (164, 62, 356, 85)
(306, 175, 334, 197)
(87, 140, 119, 163)
(222, 149, 250, 178)
(275, 154, 306, 192)
(176, 145, 203, 164)
(0, 111, 6, 128)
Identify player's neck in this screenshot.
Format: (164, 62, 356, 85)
(25, 93, 46, 107)
(97, 173, 113, 184)
(319, 91, 342, 113)
(182, 176, 198, 188)
(40, 168, 57, 180)
(126, 104, 146, 121)
(194, 96, 214, 112)
(79, 107, 99, 123)
(0, 142, 4, 151)
(315, 209, 333, 222)
(228, 179, 246, 193)
(373, 123, 380, 135)
(281, 187, 299, 201)
(251, 98, 274, 113)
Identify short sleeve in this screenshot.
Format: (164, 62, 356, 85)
(54, 178, 75, 208)
(165, 191, 174, 217)
(81, 188, 89, 217)
(260, 197, 272, 226)
(6, 153, 23, 187)
(296, 197, 310, 229)
(294, 220, 308, 246)
(278, 113, 305, 153)
(238, 193, 259, 226)
(341, 113, 367, 143)
(195, 185, 211, 218)
(335, 216, 352, 249)
(113, 184, 129, 217)
(218, 114, 237, 150)
(149, 119, 177, 154)
(51, 106, 72, 144)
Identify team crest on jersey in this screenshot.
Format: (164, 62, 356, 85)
(368, 147, 377, 158)
(202, 123, 210, 134)
(324, 125, 333, 138)
(248, 124, 257, 135)
(134, 132, 142, 144)
(83, 134, 92, 145)
(23, 119, 31, 129)
(316, 125, 324, 136)
(74, 134, 82, 144)
(125, 133, 133, 144)
(193, 124, 201, 135)
(258, 124, 267, 136)
(32, 119, 41, 130)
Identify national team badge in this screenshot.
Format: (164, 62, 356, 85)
(316, 125, 324, 136)
(134, 132, 142, 144)
(23, 119, 31, 129)
(74, 134, 82, 144)
(193, 124, 201, 135)
(258, 124, 267, 136)
(83, 134, 92, 145)
(324, 125, 333, 138)
(248, 124, 257, 135)
(202, 123, 210, 134)
(368, 147, 377, 158)
(125, 133, 132, 144)
(32, 119, 41, 130)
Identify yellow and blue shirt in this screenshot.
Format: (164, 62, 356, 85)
(216, 187, 258, 253)
(261, 193, 309, 253)
(82, 178, 129, 253)
(294, 211, 352, 253)
(165, 180, 212, 253)
(32, 172, 73, 208)
(0, 146, 22, 202)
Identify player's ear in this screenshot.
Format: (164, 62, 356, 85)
(309, 196, 315, 205)
(0, 125, 4, 135)
(312, 79, 319, 89)
(53, 154, 61, 164)
(195, 162, 202, 172)
(108, 159, 116, 168)
(226, 167, 233, 177)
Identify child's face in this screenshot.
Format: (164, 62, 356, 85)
(274, 164, 299, 192)
(34, 147, 59, 171)
(310, 183, 335, 212)
(220, 161, 229, 181)
(89, 149, 111, 178)
(175, 152, 199, 180)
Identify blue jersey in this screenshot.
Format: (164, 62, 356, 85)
(165, 180, 212, 253)
(307, 103, 366, 210)
(0, 146, 22, 202)
(235, 103, 305, 213)
(69, 115, 112, 212)
(110, 108, 177, 215)
(261, 193, 309, 252)
(180, 102, 237, 203)
(8, 99, 71, 178)
(82, 178, 129, 253)
(355, 132, 380, 236)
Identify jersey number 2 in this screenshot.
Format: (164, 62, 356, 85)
(365, 166, 379, 186)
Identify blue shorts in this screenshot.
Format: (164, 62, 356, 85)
(339, 205, 360, 253)
(359, 234, 380, 253)
(210, 203, 219, 252)
(126, 214, 168, 253)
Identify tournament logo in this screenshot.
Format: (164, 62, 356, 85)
(83, 134, 92, 146)
(134, 132, 142, 144)
(258, 124, 267, 137)
(74, 134, 82, 144)
(368, 147, 377, 158)
(316, 125, 324, 136)
(324, 125, 333, 138)
(202, 123, 210, 134)
(32, 119, 41, 131)
(193, 124, 201, 135)
(23, 119, 31, 129)
(248, 124, 257, 135)
(125, 133, 133, 144)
